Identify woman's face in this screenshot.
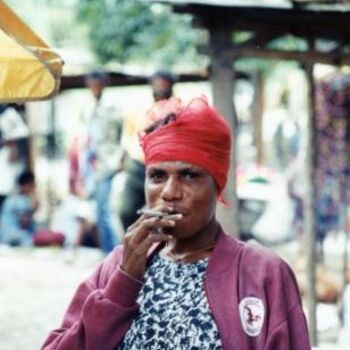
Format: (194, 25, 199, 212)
(145, 161, 218, 238)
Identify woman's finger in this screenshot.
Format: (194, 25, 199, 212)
(132, 233, 171, 256)
(131, 214, 182, 245)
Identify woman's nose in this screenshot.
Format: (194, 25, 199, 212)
(160, 177, 183, 202)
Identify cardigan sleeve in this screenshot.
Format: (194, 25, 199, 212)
(41, 253, 143, 350)
(262, 256, 311, 350)
(262, 258, 311, 350)
(264, 305, 311, 350)
(240, 242, 312, 350)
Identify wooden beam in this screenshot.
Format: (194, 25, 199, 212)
(234, 32, 280, 49)
(175, 4, 350, 27)
(252, 72, 264, 164)
(171, 4, 350, 39)
(59, 72, 212, 91)
(228, 47, 350, 65)
(59, 70, 251, 91)
(229, 20, 350, 39)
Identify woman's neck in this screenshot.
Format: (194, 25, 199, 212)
(166, 218, 220, 255)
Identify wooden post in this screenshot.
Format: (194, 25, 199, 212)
(340, 205, 349, 326)
(252, 72, 264, 164)
(21, 105, 34, 171)
(209, 25, 239, 237)
(304, 61, 318, 346)
(46, 98, 57, 226)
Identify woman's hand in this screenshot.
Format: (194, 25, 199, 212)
(121, 210, 182, 281)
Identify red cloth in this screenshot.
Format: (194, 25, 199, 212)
(140, 96, 232, 194)
(33, 229, 65, 247)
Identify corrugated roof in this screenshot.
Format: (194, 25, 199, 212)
(149, 0, 350, 11)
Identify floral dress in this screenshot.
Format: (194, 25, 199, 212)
(117, 254, 223, 350)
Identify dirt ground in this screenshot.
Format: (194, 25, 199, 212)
(0, 246, 102, 350)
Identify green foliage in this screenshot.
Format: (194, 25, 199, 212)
(6, 0, 86, 48)
(77, 0, 205, 67)
(268, 35, 308, 51)
(233, 33, 307, 75)
(232, 31, 254, 44)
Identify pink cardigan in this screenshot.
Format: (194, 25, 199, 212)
(42, 230, 311, 350)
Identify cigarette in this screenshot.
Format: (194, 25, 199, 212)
(137, 209, 169, 218)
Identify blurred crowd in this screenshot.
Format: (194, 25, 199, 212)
(0, 70, 176, 254)
(1, 69, 349, 269)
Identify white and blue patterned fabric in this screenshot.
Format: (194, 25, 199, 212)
(117, 253, 223, 350)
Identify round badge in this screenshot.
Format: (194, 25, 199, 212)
(239, 297, 265, 337)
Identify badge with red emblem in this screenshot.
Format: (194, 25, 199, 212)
(239, 297, 265, 337)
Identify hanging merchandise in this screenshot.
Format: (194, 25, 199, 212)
(314, 74, 350, 239)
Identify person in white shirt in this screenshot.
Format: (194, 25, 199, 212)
(80, 71, 124, 253)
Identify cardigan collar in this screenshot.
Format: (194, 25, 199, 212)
(148, 226, 242, 274)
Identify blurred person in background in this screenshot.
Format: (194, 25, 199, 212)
(0, 140, 24, 211)
(0, 170, 38, 246)
(117, 70, 176, 232)
(74, 71, 124, 254)
(151, 70, 176, 102)
(51, 178, 99, 252)
(0, 104, 27, 214)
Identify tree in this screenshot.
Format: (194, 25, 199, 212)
(77, 0, 206, 67)
(6, 0, 87, 49)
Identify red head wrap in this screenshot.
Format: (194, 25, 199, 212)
(139, 96, 232, 197)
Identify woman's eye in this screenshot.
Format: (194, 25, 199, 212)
(182, 170, 200, 180)
(148, 171, 165, 182)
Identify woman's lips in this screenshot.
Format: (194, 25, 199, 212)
(163, 206, 188, 216)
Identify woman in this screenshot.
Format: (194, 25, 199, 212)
(42, 97, 311, 350)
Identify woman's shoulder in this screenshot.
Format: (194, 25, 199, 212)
(237, 239, 299, 295)
(221, 231, 293, 277)
(242, 240, 285, 263)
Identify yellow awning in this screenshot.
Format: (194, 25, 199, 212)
(0, 0, 63, 102)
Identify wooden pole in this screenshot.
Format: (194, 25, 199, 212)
(340, 204, 349, 326)
(252, 72, 264, 164)
(22, 105, 34, 171)
(46, 98, 56, 226)
(303, 60, 318, 346)
(338, 111, 350, 326)
(209, 25, 239, 237)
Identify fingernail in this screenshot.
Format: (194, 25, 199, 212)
(169, 213, 182, 219)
